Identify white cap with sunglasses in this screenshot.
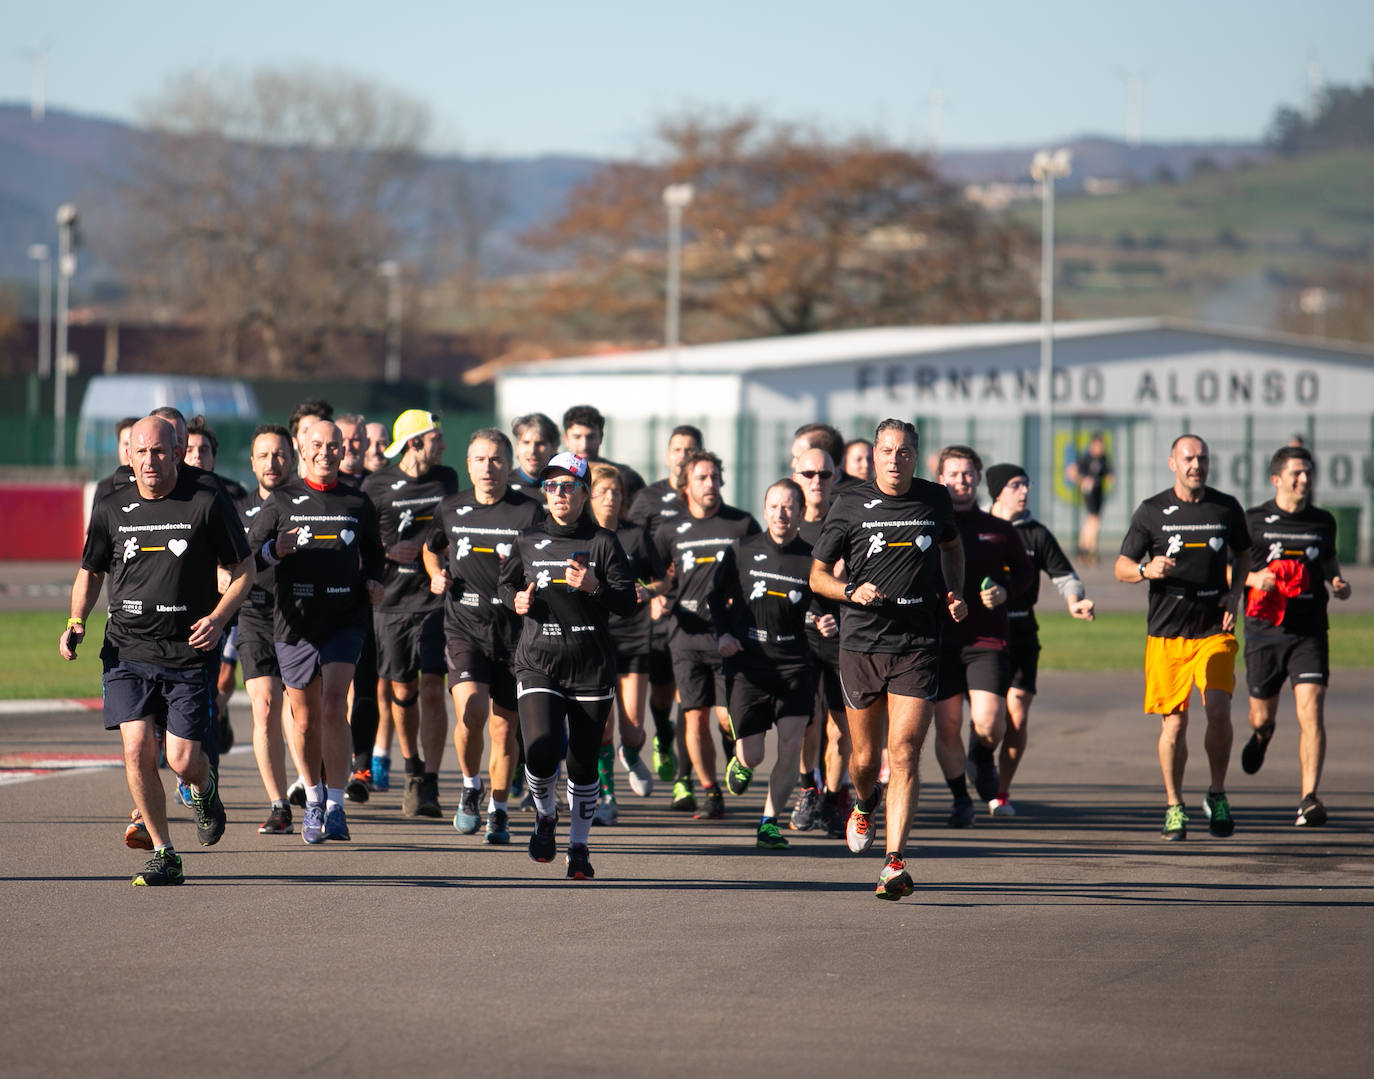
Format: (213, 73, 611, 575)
(538, 451, 589, 483)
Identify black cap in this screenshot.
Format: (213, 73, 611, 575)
(987, 463, 1028, 501)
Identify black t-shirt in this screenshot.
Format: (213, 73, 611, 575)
(1006, 513, 1079, 637)
(654, 504, 761, 654)
(607, 521, 662, 658)
(361, 463, 461, 612)
(427, 487, 543, 656)
(812, 478, 959, 654)
(797, 517, 841, 664)
(711, 532, 816, 669)
(626, 477, 687, 540)
(1244, 499, 1339, 639)
(498, 513, 638, 691)
(947, 506, 1036, 651)
(233, 487, 276, 619)
(83, 469, 250, 668)
(1119, 486, 1250, 639)
(248, 477, 385, 645)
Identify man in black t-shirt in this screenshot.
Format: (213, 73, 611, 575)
(510, 412, 558, 496)
(811, 419, 967, 901)
(1239, 445, 1352, 827)
(652, 450, 760, 819)
(1116, 434, 1250, 841)
(63, 417, 254, 886)
(424, 428, 542, 843)
(562, 403, 646, 504)
(361, 410, 461, 819)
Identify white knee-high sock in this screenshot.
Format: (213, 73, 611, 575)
(568, 779, 600, 847)
(526, 767, 557, 818)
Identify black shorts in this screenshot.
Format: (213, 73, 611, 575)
(446, 636, 518, 713)
(275, 627, 366, 690)
(838, 648, 940, 709)
(1008, 632, 1041, 695)
(671, 648, 727, 711)
(649, 641, 674, 685)
(374, 609, 446, 681)
(1083, 488, 1103, 516)
(936, 646, 1011, 701)
(814, 653, 846, 714)
(1246, 633, 1329, 699)
(617, 651, 651, 676)
(236, 624, 281, 682)
(101, 656, 214, 741)
(726, 662, 816, 739)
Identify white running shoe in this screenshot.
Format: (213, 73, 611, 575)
(618, 745, 655, 798)
(989, 796, 1016, 817)
(593, 793, 618, 825)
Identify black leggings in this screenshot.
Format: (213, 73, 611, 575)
(349, 627, 380, 760)
(518, 690, 612, 785)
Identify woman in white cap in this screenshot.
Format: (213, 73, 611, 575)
(498, 451, 638, 879)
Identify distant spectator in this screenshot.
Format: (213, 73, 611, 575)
(1066, 431, 1113, 565)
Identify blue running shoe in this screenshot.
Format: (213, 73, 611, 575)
(370, 754, 391, 792)
(177, 780, 194, 809)
(322, 803, 350, 841)
(302, 802, 326, 844)
(454, 786, 482, 835)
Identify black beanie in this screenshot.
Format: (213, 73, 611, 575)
(987, 463, 1028, 501)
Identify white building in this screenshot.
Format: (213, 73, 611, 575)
(496, 319, 1374, 560)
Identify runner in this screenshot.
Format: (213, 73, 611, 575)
(652, 450, 761, 819)
(792, 422, 856, 488)
(1240, 445, 1352, 826)
(843, 439, 873, 484)
(288, 398, 334, 470)
(361, 410, 460, 818)
(498, 451, 638, 880)
(811, 419, 967, 900)
(249, 420, 385, 844)
(1066, 431, 1112, 565)
(423, 428, 541, 843)
(62, 416, 253, 885)
(1115, 434, 1250, 840)
(986, 462, 1096, 816)
(711, 478, 816, 850)
(510, 412, 558, 496)
(562, 404, 646, 503)
(363, 422, 389, 473)
(932, 446, 1035, 826)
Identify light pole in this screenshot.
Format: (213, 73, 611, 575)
(28, 244, 51, 379)
(54, 204, 78, 467)
(662, 182, 694, 416)
(379, 260, 402, 384)
(1030, 149, 1071, 517)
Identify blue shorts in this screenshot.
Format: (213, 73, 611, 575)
(275, 627, 365, 690)
(102, 658, 214, 741)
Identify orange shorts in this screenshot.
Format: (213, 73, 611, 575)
(1143, 633, 1237, 716)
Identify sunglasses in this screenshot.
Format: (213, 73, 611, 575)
(541, 480, 582, 495)
(797, 469, 834, 480)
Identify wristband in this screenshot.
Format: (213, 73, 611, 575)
(66, 617, 85, 631)
(1138, 562, 1149, 580)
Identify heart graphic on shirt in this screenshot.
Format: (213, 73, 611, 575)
(787, 590, 803, 603)
(496, 543, 512, 559)
(1305, 545, 1319, 560)
(1208, 537, 1224, 551)
(915, 536, 932, 551)
(339, 529, 355, 546)
(167, 539, 187, 557)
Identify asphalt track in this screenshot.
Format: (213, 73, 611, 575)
(3, 669, 1372, 1077)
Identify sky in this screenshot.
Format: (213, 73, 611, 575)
(5, 1, 1372, 159)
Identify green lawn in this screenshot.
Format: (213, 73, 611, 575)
(2, 609, 1370, 700)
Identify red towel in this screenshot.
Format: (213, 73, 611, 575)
(1245, 559, 1309, 627)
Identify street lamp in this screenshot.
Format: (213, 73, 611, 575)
(28, 244, 51, 379)
(1030, 148, 1071, 517)
(54, 203, 78, 467)
(662, 182, 694, 417)
(379, 260, 402, 384)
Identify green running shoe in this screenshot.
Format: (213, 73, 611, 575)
(670, 778, 696, 812)
(1161, 802, 1188, 841)
(756, 819, 789, 850)
(653, 737, 677, 783)
(725, 756, 754, 796)
(875, 854, 914, 901)
(1202, 791, 1234, 837)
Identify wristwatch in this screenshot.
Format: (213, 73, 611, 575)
(1138, 561, 1149, 580)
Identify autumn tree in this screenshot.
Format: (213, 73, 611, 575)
(525, 113, 1038, 346)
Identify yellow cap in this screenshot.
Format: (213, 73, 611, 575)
(384, 410, 441, 458)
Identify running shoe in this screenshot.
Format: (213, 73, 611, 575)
(946, 795, 976, 829)
(725, 756, 754, 796)
(370, 754, 391, 792)
(518, 790, 536, 812)
(287, 777, 307, 808)
(1240, 726, 1273, 775)
(594, 793, 619, 825)
(124, 809, 153, 851)
(566, 843, 595, 880)
(416, 774, 443, 818)
(402, 774, 424, 817)
(967, 740, 1000, 803)
(875, 854, 914, 901)
(989, 796, 1017, 817)
(176, 780, 194, 809)
(619, 744, 655, 797)
(790, 786, 820, 831)
(529, 813, 558, 863)
(1202, 791, 1235, 837)
(258, 804, 294, 835)
(132, 848, 184, 887)
(694, 786, 725, 820)
(1295, 794, 1327, 827)
(345, 768, 372, 803)
(845, 806, 875, 854)
(454, 787, 482, 834)
(302, 802, 326, 845)
(1161, 802, 1188, 841)
(484, 807, 510, 845)
(508, 769, 525, 801)
(652, 737, 677, 783)
(756, 819, 790, 850)
(322, 803, 351, 841)
(670, 778, 697, 813)
(190, 771, 226, 847)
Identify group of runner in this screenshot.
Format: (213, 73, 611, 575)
(63, 402, 1352, 899)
